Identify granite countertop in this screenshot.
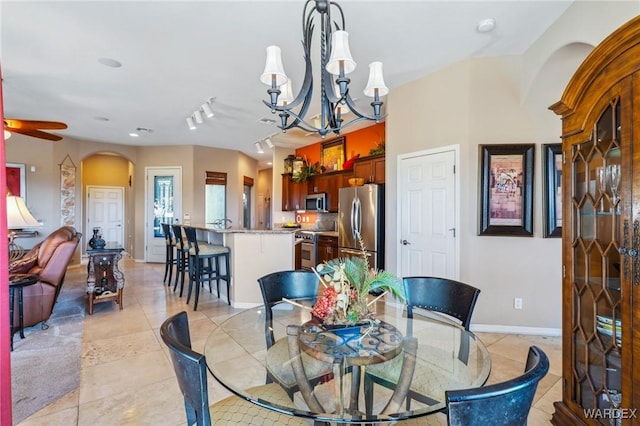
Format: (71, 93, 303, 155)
(316, 231, 338, 238)
(191, 225, 296, 234)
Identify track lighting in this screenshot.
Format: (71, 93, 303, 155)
(186, 96, 216, 130)
(255, 141, 264, 154)
(264, 137, 274, 148)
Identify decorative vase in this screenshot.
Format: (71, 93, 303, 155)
(89, 227, 106, 249)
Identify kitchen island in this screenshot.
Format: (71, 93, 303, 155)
(190, 226, 295, 308)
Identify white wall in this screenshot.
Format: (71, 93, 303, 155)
(385, 0, 639, 331)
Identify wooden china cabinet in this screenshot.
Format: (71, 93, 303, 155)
(550, 16, 640, 425)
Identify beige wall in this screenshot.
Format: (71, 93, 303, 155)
(385, 0, 639, 330)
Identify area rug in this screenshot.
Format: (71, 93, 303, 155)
(10, 269, 86, 424)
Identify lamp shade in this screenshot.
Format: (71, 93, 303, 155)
(6, 195, 41, 229)
(260, 45, 288, 86)
(363, 61, 389, 97)
(277, 79, 294, 106)
(4, 130, 11, 140)
(326, 30, 356, 75)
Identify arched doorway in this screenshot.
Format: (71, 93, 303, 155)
(81, 153, 134, 255)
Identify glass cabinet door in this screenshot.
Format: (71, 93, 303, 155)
(569, 97, 624, 419)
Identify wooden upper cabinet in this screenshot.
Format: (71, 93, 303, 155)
(308, 170, 350, 212)
(353, 154, 385, 184)
(282, 174, 307, 211)
(549, 15, 640, 426)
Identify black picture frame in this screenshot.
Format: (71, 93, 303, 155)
(479, 144, 534, 236)
(543, 143, 562, 238)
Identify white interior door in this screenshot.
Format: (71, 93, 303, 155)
(146, 167, 182, 263)
(398, 148, 458, 279)
(87, 186, 124, 247)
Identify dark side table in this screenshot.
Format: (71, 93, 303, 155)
(87, 246, 125, 315)
(9, 273, 39, 351)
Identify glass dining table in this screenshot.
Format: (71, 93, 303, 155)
(204, 302, 491, 424)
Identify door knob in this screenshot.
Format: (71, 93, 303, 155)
(401, 239, 411, 245)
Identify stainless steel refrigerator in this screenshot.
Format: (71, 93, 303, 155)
(338, 184, 384, 269)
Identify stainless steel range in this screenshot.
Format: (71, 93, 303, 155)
(295, 230, 317, 270)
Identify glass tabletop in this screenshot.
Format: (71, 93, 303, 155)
(204, 302, 491, 423)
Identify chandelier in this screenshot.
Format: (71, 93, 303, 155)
(260, 0, 388, 139)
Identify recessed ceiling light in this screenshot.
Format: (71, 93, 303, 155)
(267, 162, 273, 166)
(129, 132, 139, 137)
(98, 57, 122, 68)
(477, 18, 496, 33)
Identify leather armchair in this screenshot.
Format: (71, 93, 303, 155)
(10, 226, 81, 329)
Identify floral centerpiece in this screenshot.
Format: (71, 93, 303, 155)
(310, 234, 405, 326)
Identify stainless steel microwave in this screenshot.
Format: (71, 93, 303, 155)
(305, 193, 327, 212)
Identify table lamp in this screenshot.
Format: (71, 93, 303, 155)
(6, 193, 41, 260)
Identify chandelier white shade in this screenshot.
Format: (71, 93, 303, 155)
(261, 46, 288, 87)
(277, 79, 294, 106)
(4, 130, 10, 140)
(326, 31, 356, 75)
(6, 195, 41, 229)
(363, 62, 389, 97)
(261, 0, 387, 138)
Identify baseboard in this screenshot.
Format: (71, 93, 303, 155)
(471, 323, 561, 336)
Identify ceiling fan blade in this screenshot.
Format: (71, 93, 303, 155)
(4, 118, 67, 130)
(13, 129, 63, 141)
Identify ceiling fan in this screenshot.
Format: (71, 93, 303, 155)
(3, 118, 67, 141)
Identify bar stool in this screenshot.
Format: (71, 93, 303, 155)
(183, 226, 231, 310)
(161, 223, 176, 286)
(171, 224, 189, 296)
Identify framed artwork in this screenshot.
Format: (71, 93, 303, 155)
(6, 163, 26, 199)
(479, 144, 534, 236)
(543, 144, 562, 238)
(321, 137, 345, 172)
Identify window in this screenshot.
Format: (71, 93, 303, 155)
(205, 171, 226, 225)
(243, 176, 254, 229)
(153, 175, 174, 237)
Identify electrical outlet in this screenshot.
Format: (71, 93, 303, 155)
(514, 297, 523, 310)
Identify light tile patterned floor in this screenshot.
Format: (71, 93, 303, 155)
(15, 259, 560, 425)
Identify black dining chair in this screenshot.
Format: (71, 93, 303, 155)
(183, 226, 231, 310)
(161, 223, 176, 286)
(257, 270, 333, 397)
(396, 346, 550, 426)
(171, 224, 189, 296)
(364, 276, 481, 414)
(160, 311, 309, 426)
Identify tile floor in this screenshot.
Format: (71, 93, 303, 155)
(15, 259, 560, 425)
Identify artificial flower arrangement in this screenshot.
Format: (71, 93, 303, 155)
(310, 234, 405, 326)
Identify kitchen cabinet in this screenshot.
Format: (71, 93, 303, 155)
(308, 170, 350, 212)
(316, 234, 338, 264)
(282, 174, 307, 211)
(549, 16, 640, 425)
(353, 154, 385, 184)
